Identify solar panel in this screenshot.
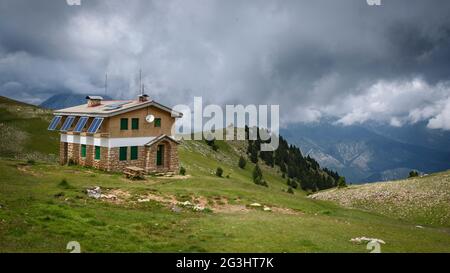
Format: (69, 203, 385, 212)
(48, 116, 62, 131)
(87, 118, 104, 134)
(60, 116, 76, 132)
(73, 117, 89, 133)
(103, 101, 132, 111)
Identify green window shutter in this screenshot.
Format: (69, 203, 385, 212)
(120, 118, 128, 130)
(119, 147, 127, 161)
(131, 118, 139, 130)
(95, 146, 101, 160)
(155, 118, 161, 128)
(130, 146, 138, 160)
(81, 145, 87, 158)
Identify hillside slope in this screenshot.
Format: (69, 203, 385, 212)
(310, 172, 450, 227)
(0, 96, 59, 161)
(1, 96, 449, 252)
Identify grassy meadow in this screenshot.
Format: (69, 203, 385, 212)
(0, 96, 449, 253)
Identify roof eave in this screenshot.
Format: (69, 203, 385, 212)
(53, 101, 183, 118)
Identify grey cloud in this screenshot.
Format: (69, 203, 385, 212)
(0, 0, 450, 129)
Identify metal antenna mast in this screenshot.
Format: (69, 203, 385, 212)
(139, 69, 143, 96)
(105, 73, 108, 96)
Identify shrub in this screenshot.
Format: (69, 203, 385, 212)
(337, 177, 347, 188)
(206, 138, 219, 151)
(180, 166, 186, 176)
(252, 164, 268, 187)
(287, 187, 294, 194)
(58, 179, 75, 189)
(253, 164, 262, 183)
(216, 167, 223, 177)
(27, 159, 35, 165)
(287, 178, 299, 189)
(408, 171, 419, 178)
(238, 156, 247, 169)
(58, 179, 72, 189)
(68, 159, 76, 166)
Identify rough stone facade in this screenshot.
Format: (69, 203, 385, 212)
(145, 139, 179, 173)
(59, 138, 179, 174)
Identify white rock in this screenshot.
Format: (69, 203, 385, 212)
(350, 237, 385, 244)
(138, 198, 150, 203)
(180, 201, 193, 207)
(193, 205, 205, 211)
(86, 187, 102, 199)
(250, 203, 262, 207)
(263, 207, 272, 212)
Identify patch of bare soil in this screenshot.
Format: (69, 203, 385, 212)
(155, 175, 192, 180)
(16, 164, 41, 177)
(95, 188, 303, 216)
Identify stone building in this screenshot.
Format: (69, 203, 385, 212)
(49, 95, 182, 174)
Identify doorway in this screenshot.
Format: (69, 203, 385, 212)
(156, 144, 164, 167)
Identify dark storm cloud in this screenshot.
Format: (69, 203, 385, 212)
(0, 0, 450, 128)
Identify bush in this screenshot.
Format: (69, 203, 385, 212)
(252, 164, 268, 187)
(58, 179, 72, 189)
(216, 167, 223, 177)
(337, 177, 347, 188)
(68, 159, 76, 166)
(253, 164, 262, 183)
(409, 171, 419, 178)
(206, 138, 219, 151)
(287, 187, 294, 194)
(27, 159, 35, 165)
(180, 166, 186, 176)
(238, 156, 247, 169)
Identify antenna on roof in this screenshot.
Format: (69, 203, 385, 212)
(104, 73, 108, 96)
(139, 69, 143, 96)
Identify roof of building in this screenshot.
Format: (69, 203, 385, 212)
(54, 99, 183, 118)
(145, 134, 180, 146)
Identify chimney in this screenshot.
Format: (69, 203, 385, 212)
(139, 94, 149, 103)
(86, 96, 103, 107)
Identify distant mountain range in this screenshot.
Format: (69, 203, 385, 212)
(282, 121, 450, 183)
(40, 93, 112, 110)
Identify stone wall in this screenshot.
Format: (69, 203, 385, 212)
(145, 139, 179, 173)
(67, 143, 80, 164)
(59, 140, 179, 174)
(107, 146, 146, 172)
(59, 142, 67, 165)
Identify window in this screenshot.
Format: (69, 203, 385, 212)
(120, 118, 128, 130)
(156, 145, 164, 166)
(154, 118, 161, 128)
(119, 147, 127, 161)
(81, 144, 87, 158)
(131, 118, 139, 130)
(95, 146, 101, 160)
(131, 146, 138, 160)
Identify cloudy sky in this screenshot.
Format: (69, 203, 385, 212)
(0, 0, 450, 129)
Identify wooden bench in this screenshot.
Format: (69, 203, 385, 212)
(123, 166, 145, 180)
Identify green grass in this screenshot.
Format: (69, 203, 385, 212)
(311, 172, 450, 227)
(0, 96, 59, 161)
(1, 148, 450, 252)
(0, 96, 449, 253)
